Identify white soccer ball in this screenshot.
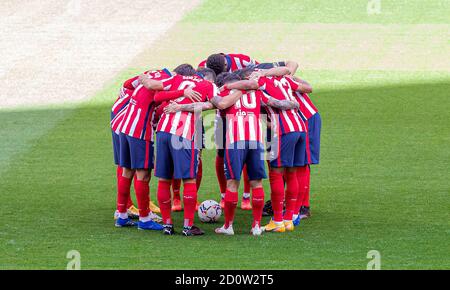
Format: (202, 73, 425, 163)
(197, 200, 222, 223)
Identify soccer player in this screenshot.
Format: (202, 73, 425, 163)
(212, 73, 300, 236)
(198, 53, 259, 76)
(140, 67, 218, 236)
(292, 85, 318, 224)
(111, 73, 162, 216)
(152, 80, 204, 213)
(112, 64, 198, 229)
(225, 70, 309, 233)
(112, 68, 180, 230)
(110, 85, 140, 220)
(199, 54, 260, 210)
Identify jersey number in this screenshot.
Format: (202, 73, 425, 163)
(273, 79, 295, 101)
(235, 92, 257, 109)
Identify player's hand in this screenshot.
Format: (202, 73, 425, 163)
(184, 88, 202, 102)
(164, 101, 182, 113)
(249, 70, 264, 80)
(138, 74, 149, 84)
(291, 100, 300, 109)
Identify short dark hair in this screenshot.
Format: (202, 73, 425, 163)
(197, 67, 216, 82)
(222, 73, 241, 85)
(173, 63, 196, 76)
(215, 72, 231, 87)
(206, 54, 226, 76)
(234, 67, 254, 79)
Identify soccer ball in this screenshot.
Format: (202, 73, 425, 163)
(197, 200, 222, 223)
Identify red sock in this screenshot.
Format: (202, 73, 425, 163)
(116, 167, 133, 208)
(269, 170, 285, 222)
(224, 189, 238, 228)
(243, 165, 250, 195)
(215, 156, 227, 194)
(283, 170, 299, 221)
(196, 159, 203, 190)
(303, 166, 311, 207)
(158, 180, 173, 224)
(183, 182, 198, 227)
(251, 187, 265, 227)
(117, 175, 132, 213)
(134, 179, 150, 218)
(172, 179, 181, 199)
(295, 166, 308, 213)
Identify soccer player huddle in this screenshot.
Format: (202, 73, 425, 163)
(110, 53, 321, 237)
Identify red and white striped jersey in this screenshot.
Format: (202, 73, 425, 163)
(198, 53, 259, 72)
(220, 89, 269, 144)
(111, 70, 154, 123)
(258, 75, 307, 135)
(157, 75, 218, 140)
(111, 87, 132, 116)
(112, 69, 172, 141)
(294, 92, 318, 120)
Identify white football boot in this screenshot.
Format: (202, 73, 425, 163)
(215, 224, 235, 235)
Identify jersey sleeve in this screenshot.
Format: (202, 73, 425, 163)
(257, 77, 268, 91)
(161, 76, 178, 91)
(197, 59, 207, 69)
(239, 54, 259, 66)
(154, 90, 184, 103)
(284, 75, 300, 91)
(123, 75, 139, 90)
(259, 90, 271, 104)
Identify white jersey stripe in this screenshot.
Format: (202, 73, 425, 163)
(228, 118, 234, 144)
(129, 108, 141, 136)
(237, 115, 245, 141)
(248, 115, 256, 141)
(282, 110, 294, 132)
(111, 109, 127, 132)
(182, 112, 192, 139)
(170, 112, 182, 135)
(301, 96, 317, 115)
(234, 57, 243, 70)
(121, 105, 135, 134)
(111, 94, 128, 112)
(160, 114, 169, 132)
(291, 109, 302, 130)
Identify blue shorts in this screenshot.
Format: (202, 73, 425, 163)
(112, 131, 120, 165)
(224, 141, 267, 181)
(269, 132, 308, 168)
(119, 133, 154, 169)
(155, 132, 199, 180)
(308, 113, 321, 164)
(111, 111, 120, 165)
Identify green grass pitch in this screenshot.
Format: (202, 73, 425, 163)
(0, 0, 449, 269)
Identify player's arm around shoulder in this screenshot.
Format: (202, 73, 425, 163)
(210, 90, 243, 110)
(251, 60, 298, 79)
(266, 95, 300, 111)
(163, 101, 214, 114)
(224, 79, 259, 91)
(291, 75, 313, 94)
(138, 74, 164, 90)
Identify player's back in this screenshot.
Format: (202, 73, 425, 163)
(118, 69, 172, 141)
(258, 76, 306, 134)
(221, 89, 267, 144)
(165, 75, 216, 104)
(157, 75, 217, 140)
